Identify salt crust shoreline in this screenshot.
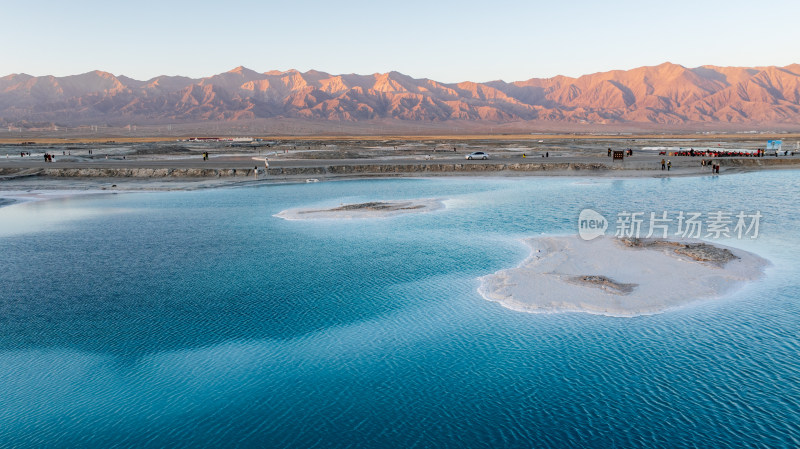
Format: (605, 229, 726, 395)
(479, 235, 769, 317)
(0, 190, 117, 207)
(274, 199, 444, 220)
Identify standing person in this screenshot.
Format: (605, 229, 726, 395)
(667, 160, 671, 171)
(661, 159, 666, 170)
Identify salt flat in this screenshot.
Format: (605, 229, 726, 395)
(275, 199, 444, 220)
(479, 235, 769, 316)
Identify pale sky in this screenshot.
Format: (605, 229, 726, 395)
(3, 0, 799, 83)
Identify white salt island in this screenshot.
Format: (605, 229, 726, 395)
(275, 199, 444, 220)
(479, 235, 769, 316)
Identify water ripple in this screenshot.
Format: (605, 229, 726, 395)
(1, 174, 799, 447)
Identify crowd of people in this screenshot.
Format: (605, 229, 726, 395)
(668, 148, 766, 157)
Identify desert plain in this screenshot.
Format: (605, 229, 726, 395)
(1, 134, 799, 194)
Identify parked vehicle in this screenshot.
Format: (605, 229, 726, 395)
(466, 152, 489, 160)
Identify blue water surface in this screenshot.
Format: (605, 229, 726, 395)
(1, 172, 799, 448)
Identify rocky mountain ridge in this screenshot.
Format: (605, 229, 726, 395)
(2, 63, 799, 127)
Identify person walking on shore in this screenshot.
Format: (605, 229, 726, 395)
(667, 160, 671, 171)
(661, 159, 666, 170)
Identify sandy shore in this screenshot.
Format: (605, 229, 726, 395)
(479, 235, 769, 317)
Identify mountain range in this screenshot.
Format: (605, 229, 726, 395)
(2, 62, 800, 129)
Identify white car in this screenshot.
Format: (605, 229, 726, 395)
(466, 151, 489, 160)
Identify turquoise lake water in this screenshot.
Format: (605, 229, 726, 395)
(1, 172, 799, 448)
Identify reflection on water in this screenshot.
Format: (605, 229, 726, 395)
(0, 194, 134, 237)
